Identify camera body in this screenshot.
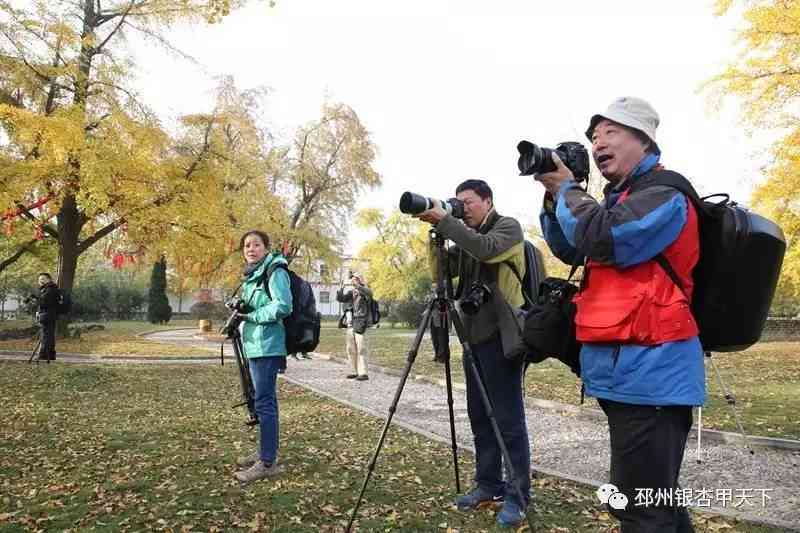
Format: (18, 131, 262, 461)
(459, 282, 492, 315)
(220, 298, 254, 337)
(517, 140, 590, 182)
(399, 192, 465, 219)
(225, 297, 252, 314)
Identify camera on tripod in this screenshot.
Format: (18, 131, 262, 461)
(517, 140, 590, 181)
(459, 282, 492, 315)
(220, 297, 253, 337)
(399, 192, 465, 219)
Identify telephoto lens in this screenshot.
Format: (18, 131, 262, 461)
(399, 192, 465, 219)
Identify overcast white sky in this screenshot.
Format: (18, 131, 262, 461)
(132, 0, 765, 254)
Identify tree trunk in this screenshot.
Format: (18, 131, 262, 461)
(56, 195, 83, 337)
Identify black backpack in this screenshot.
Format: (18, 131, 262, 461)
(630, 170, 786, 352)
(369, 298, 381, 326)
(505, 240, 548, 310)
(262, 264, 322, 355)
(57, 290, 72, 315)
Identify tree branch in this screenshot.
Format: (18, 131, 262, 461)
(77, 219, 121, 254)
(14, 202, 58, 240)
(94, 1, 136, 52)
(0, 239, 37, 274)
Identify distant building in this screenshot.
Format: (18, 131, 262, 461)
(171, 255, 367, 319)
(290, 255, 368, 318)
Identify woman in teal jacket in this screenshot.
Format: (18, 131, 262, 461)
(233, 230, 293, 484)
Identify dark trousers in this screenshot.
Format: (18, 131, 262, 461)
(599, 399, 695, 533)
(463, 334, 531, 507)
(38, 320, 57, 360)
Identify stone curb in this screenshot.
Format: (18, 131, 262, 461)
(312, 351, 800, 453)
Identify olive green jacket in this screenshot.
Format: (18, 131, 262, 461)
(431, 209, 525, 353)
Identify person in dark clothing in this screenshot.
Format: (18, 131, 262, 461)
(417, 179, 530, 529)
(336, 273, 373, 381)
(34, 273, 60, 362)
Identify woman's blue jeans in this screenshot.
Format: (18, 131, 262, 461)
(248, 356, 284, 464)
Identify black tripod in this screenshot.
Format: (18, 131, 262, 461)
(346, 230, 534, 532)
(220, 304, 259, 427)
(27, 327, 42, 364)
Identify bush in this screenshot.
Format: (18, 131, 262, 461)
(389, 298, 428, 328)
(71, 274, 145, 321)
(189, 301, 230, 321)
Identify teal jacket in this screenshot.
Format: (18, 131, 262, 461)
(239, 253, 293, 358)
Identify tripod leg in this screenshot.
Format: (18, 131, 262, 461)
(346, 303, 435, 533)
(448, 304, 534, 532)
(707, 353, 753, 455)
(696, 406, 702, 464)
(28, 331, 41, 364)
(443, 356, 461, 494)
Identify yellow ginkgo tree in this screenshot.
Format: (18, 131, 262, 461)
(708, 0, 800, 311)
(0, 0, 250, 303)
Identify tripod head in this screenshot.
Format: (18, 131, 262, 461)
(428, 228, 455, 363)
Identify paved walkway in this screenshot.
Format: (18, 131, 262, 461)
(4, 329, 799, 530)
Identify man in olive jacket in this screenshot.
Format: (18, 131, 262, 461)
(336, 273, 373, 381)
(417, 179, 529, 529)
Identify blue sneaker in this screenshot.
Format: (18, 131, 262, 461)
(455, 486, 503, 511)
(496, 500, 526, 528)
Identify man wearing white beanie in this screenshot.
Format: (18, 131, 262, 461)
(535, 96, 704, 532)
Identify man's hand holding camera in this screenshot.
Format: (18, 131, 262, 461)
(416, 204, 447, 225)
(534, 152, 574, 196)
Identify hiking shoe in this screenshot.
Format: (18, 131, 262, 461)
(234, 460, 281, 484)
(346, 374, 358, 379)
(356, 375, 369, 381)
(496, 500, 525, 528)
(236, 450, 260, 468)
(455, 486, 503, 511)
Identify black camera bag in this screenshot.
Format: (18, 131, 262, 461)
(519, 276, 582, 376)
(506, 256, 582, 376)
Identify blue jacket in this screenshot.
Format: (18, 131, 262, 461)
(541, 154, 705, 406)
(239, 253, 293, 358)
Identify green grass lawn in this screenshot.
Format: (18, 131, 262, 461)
(2, 318, 797, 440)
(316, 325, 800, 441)
(0, 362, 787, 532)
(0, 319, 209, 357)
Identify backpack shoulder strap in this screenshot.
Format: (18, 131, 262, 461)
(502, 258, 534, 309)
(629, 169, 705, 216)
(629, 169, 700, 298)
(260, 263, 289, 299)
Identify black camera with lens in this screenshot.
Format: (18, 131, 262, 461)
(517, 140, 590, 182)
(459, 282, 492, 315)
(399, 192, 465, 219)
(220, 297, 254, 337)
(225, 297, 252, 314)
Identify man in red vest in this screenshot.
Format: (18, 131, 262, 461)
(536, 97, 705, 533)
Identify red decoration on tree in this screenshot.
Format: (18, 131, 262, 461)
(112, 253, 125, 269)
(33, 225, 44, 240)
(1, 196, 52, 221)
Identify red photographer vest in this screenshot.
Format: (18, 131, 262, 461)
(573, 190, 700, 345)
